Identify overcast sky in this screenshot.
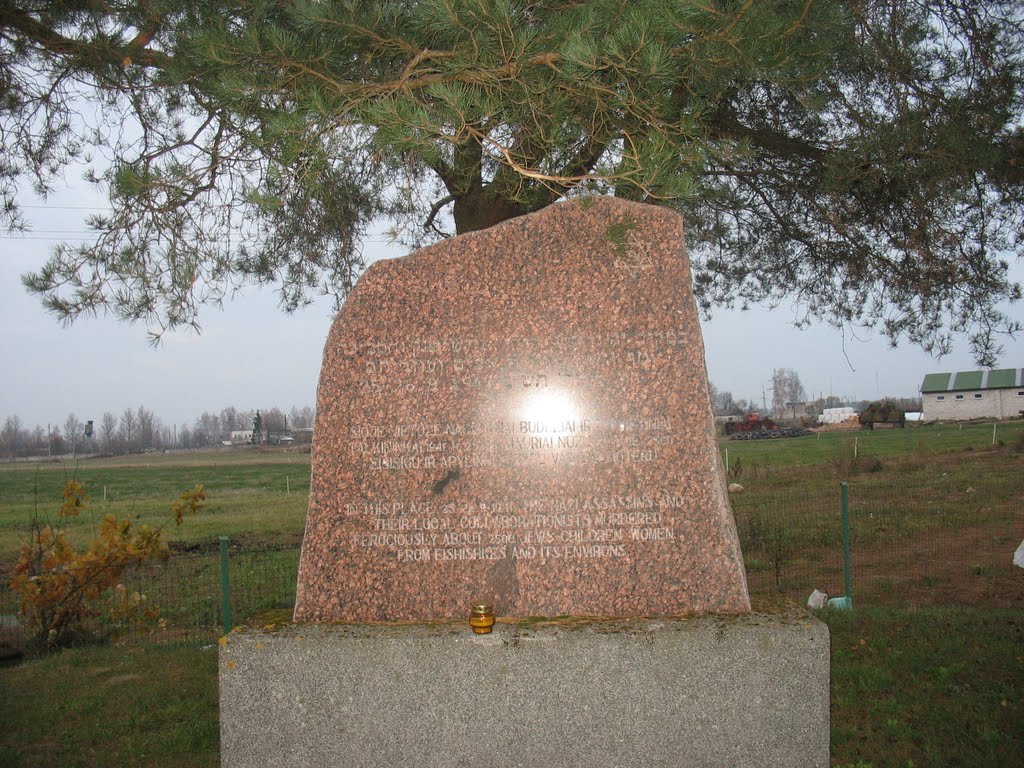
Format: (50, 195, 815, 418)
(2, 183, 1022, 430)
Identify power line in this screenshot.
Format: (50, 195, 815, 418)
(3, 230, 99, 235)
(0, 235, 95, 241)
(17, 204, 110, 210)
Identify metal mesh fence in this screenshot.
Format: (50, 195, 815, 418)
(108, 545, 300, 644)
(732, 486, 845, 602)
(2, 476, 1020, 648)
(844, 480, 1022, 608)
(732, 475, 1023, 608)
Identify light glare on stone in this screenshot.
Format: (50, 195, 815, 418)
(520, 390, 578, 435)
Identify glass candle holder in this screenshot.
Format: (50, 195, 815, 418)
(469, 603, 495, 634)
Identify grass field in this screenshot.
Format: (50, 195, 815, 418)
(719, 418, 1024, 472)
(1, 421, 1022, 766)
(0, 449, 311, 562)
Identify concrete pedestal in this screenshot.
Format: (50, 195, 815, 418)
(219, 612, 829, 767)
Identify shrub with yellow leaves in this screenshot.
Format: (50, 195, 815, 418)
(9, 480, 206, 652)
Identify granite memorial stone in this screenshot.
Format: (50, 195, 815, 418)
(223, 198, 829, 768)
(294, 197, 750, 621)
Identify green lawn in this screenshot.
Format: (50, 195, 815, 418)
(828, 608, 1023, 768)
(718, 419, 1024, 488)
(0, 643, 219, 768)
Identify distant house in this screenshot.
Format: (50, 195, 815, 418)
(229, 430, 254, 445)
(920, 369, 1024, 421)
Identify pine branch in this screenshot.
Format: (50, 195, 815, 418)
(0, 5, 172, 69)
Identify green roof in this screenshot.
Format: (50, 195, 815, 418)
(986, 368, 1018, 388)
(951, 371, 984, 390)
(920, 369, 1023, 393)
(920, 372, 952, 393)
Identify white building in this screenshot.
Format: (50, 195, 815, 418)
(920, 369, 1024, 421)
(819, 407, 857, 425)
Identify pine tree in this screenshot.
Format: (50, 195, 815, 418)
(250, 410, 262, 446)
(4, 1, 1023, 361)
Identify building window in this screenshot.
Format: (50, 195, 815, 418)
(936, 395, 945, 401)
(1018, 391, 1024, 397)
(974, 393, 983, 399)
(955, 394, 965, 400)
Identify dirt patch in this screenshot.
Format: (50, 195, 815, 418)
(853, 523, 1023, 609)
(168, 534, 302, 555)
(811, 419, 862, 432)
(747, 520, 1023, 609)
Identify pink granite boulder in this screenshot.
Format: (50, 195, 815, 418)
(294, 197, 750, 622)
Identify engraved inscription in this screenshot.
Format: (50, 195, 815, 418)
(344, 493, 686, 562)
(338, 331, 688, 563)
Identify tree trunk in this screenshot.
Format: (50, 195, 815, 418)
(452, 189, 531, 234)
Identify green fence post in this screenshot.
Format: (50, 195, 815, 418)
(840, 481, 853, 609)
(219, 536, 232, 635)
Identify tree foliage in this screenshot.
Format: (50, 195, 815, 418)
(709, 385, 753, 417)
(771, 367, 806, 413)
(250, 409, 262, 445)
(62, 412, 83, 455)
(2, 1, 1022, 360)
(858, 399, 907, 427)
